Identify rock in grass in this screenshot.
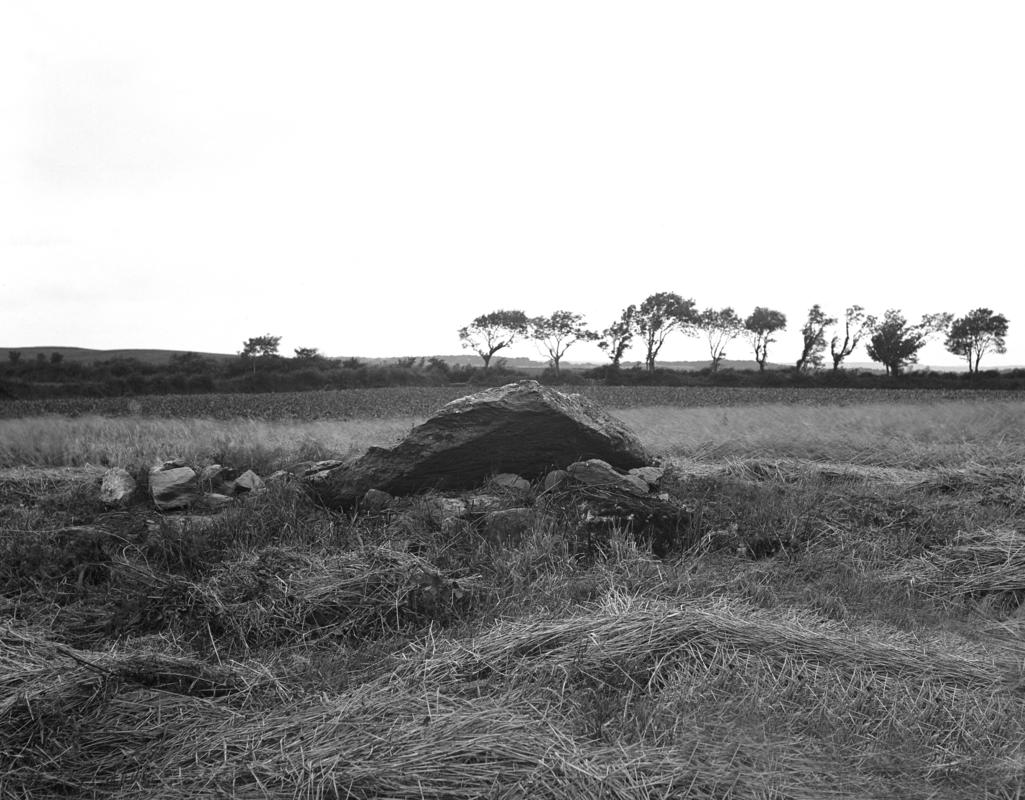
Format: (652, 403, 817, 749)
(360, 488, 393, 512)
(304, 380, 649, 509)
(542, 469, 569, 492)
(99, 467, 137, 507)
(233, 470, 265, 494)
(492, 473, 532, 493)
(199, 464, 237, 494)
(628, 466, 664, 489)
(149, 464, 198, 510)
(567, 459, 649, 496)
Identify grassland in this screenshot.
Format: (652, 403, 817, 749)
(3, 387, 1025, 798)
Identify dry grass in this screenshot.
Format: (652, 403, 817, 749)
(5, 393, 1025, 797)
(617, 399, 1025, 466)
(0, 415, 418, 472)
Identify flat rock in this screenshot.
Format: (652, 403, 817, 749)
(99, 467, 137, 506)
(305, 380, 649, 509)
(149, 465, 198, 511)
(629, 466, 664, 489)
(567, 459, 649, 496)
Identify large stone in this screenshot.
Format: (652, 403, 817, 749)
(99, 467, 137, 507)
(149, 464, 198, 510)
(567, 459, 650, 496)
(304, 380, 649, 508)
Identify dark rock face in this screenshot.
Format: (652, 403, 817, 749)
(305, 380, 650, 509)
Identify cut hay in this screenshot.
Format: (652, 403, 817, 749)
(109, 545, 481, 650)
(0, 622, 855, 800)
(890, 528, 1025, 610)
(407, 593, 1017, 692)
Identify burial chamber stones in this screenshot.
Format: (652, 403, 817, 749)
(304, 380, 651, 509)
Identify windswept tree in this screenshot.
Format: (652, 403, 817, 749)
(743, 307, 787, 372)
(944, 308, 1009, 373)
(293, 347, 321, 360)
(597, 305, 637, 368)
(829, 305, 877, 370)
(529, 310, 596, 377)
(697, 307, 744, 372)
(458, 310, 529, 369)
(240, 334, 281, 374)
(636, 292, 698, 371)
(866, 310, 953, 376)
(795, 305, 837, 373)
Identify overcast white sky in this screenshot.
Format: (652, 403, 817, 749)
(1, 2, 1022, 368)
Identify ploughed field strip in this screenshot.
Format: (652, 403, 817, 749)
(3, 382, 1025, 798)
(4, 384, 1025, 420)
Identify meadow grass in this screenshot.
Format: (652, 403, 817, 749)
(4, 393, 1025, 798)
(3, 398, 1023, 470)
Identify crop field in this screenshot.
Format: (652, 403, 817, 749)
(5, 384, 1025, 420)
(4, 386, 1025, 798)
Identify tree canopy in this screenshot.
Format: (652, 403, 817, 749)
(743, 307, 787, 372)
(529, 311, 596, 376)
(636, 292, 698, 371)
(829, 306, 876, 370)
(866, 310, 952, 376)
(795, 305, 837, 373)
(458, 310, 530, 369)
(944, 308, 1009, 373)
(597, 305, 637, 368)
(697, 307, 744, 372)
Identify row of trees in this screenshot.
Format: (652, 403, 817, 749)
(458, 296, 1010, 376)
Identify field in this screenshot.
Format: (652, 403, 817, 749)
(3, 385, 1025, 798)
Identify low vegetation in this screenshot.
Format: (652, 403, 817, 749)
(3, 388, 1025, 797)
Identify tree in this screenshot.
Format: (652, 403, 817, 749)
(529, 310, 596, 377)
(7, 350, 21, 364)
(795, 305, 837, 373)
(829, 305, 876, 370)
(635, 292, 698, 371)
(597, 305, 637, 368)
(50, 352, 64, 365)
(697, 307, 744, 372)
(458, 310, 529, 369)
(240, 334, 281, 374)
(294, 347, 321, 360)
(944, 308, 1009, 373)
(743, 307, 787, 372)
(866, 310, 952, 376)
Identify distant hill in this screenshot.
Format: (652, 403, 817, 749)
(2, 347, 236, 365)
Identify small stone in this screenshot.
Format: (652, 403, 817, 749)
(465, 493, 505, 515)
(199, 464, 237, 493)
(233, 470, 266, 494)
(482, 507, 535, 547)
(149, 465, 198, 510)
(567, 459, 649, 496)
(492, 473, 531, 493)
(542, 469, 569, 492)
(424, 496, 468, 520)
(99, 467, 137, 507)
(628, 466, 664, 489)
(361, 488, 394, 512)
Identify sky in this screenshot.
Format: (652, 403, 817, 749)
(1, 1, 1023, 368)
